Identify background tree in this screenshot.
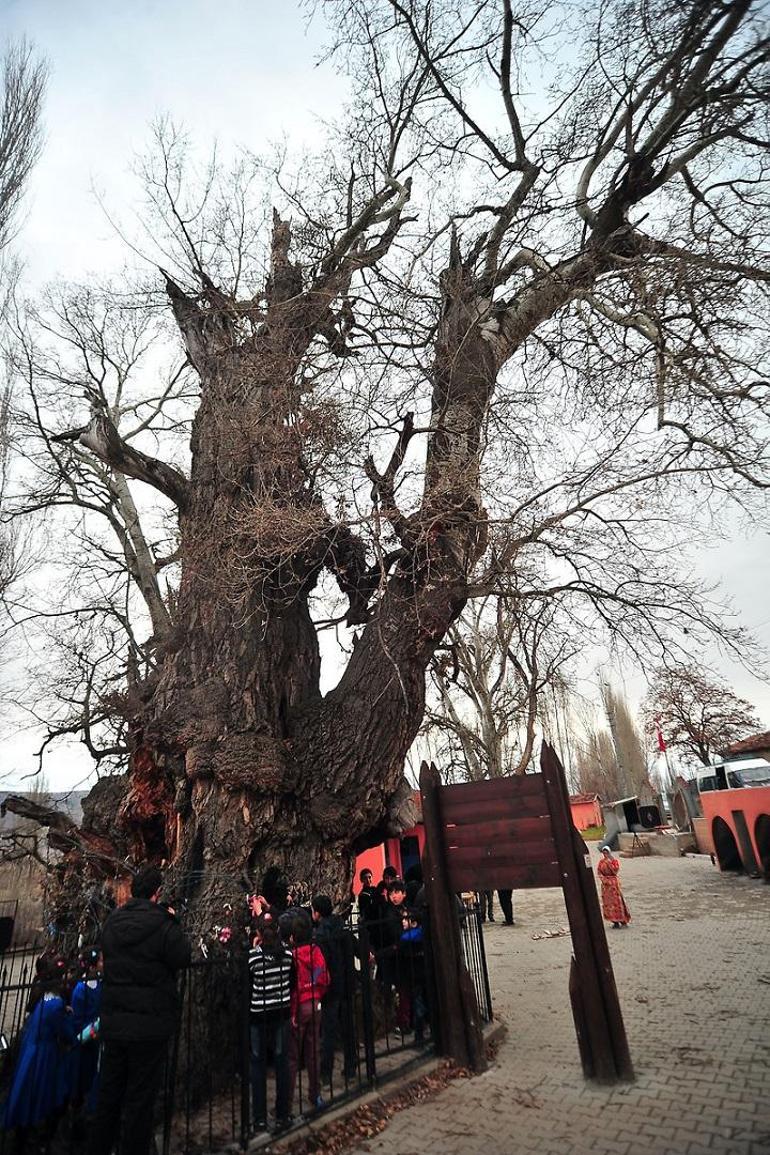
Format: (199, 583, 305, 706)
(601, 684, 652, 797)
(2, 0, 769, 935)
(0, 39, 46, 691)
(422, 594, 577, 781)
(576, 685, 653, 799)
(575, 727, 619, 800)
(644, 664, 762, 768)
(0, 39, 46, 258)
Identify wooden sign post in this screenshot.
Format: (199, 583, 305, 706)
(419, 743, 633, 1083)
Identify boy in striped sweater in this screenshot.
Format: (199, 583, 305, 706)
(249, 918, 295, 1133)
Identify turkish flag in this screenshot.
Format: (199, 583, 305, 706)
(656, 726, 667, 753)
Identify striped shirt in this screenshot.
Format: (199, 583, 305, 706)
(248, 946, 293, 1018)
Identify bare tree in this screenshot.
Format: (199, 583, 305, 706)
(423, 595, 577, 781)
(575, 727, 619, 799)
(3, 274, 192, 769)
(601, 684, 653, 798)
(643, 664, 762, 767)
(0, 39, 46, 255)
(0, 39, 46, 609)
(4, 1, 770, 934)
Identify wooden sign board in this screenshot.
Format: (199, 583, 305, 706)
(420, 745, 634, 1084)
(440, 775, 561, 891)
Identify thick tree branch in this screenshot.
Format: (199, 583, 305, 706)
(54, 397, 189, 511)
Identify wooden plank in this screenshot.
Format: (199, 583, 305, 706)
(445, 841, 559, 868)
(443, 815, 554, 847)
(441, 773, 546, 811)
(420, 761, 486, 1073)
(569, 955, 594, 1079)
(541, 741, 618, 1082)
(441, 792, 550, 826)
(447, 860, 562, 892)
(569, 823, 634, 1080)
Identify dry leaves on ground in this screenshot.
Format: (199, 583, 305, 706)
(278, 1027, 504, 1155)
(281, 1059, 473, 1155)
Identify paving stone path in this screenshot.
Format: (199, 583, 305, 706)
(349, 850, 770, 1155)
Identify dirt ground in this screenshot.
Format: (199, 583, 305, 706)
(346, 849, 770, 1155)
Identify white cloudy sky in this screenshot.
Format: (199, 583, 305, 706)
(1, 0, 768, 789)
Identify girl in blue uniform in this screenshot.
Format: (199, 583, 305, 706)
(2, 957, 76, 1137)
(69, 947, 102, 1116)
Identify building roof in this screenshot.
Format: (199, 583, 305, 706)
(569, 792, 600, 805)
(723, 731, 770, 756)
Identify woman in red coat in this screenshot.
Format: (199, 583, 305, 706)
(597, 847, 631, 928)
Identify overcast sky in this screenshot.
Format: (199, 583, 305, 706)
(1, 0, 768, 790)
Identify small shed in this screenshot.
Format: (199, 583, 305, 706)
(601, 796, 641, 847)
(569, 793, 603, 831)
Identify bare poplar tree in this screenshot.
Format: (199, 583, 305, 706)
(601, 684, 652, 798)
(575, 727, 620, 799)
(0, 39, 46, 255)
(4, 1, 770, 934)
(0, 39, 46, 657)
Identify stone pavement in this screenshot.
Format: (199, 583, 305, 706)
(348, 850, 770, 1155)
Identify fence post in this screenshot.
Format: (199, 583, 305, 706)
(420, 761, 486, 1073)
(475, 905, 493, 1021)
(541, 742, 633, 1082)
(357, 921, 377, 1084)
(240, 953, 251, 1151)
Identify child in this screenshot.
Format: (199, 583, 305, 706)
(288, 912, 330, 1114)
(70, 947, 102, 1116)
(3, 957, 76, 1137)
(249, 918, 295, 1133)
(399, 910, 428, 1044)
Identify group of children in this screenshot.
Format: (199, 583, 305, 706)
(355, 869, 429, 1044)
(247, 873, 429, 1136)
(0, 873, 431, 1145)
(2, 947, 102, 1145)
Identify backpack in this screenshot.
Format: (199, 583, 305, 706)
(294, 943, 331, 1002)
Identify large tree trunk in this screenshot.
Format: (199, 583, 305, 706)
(28, 196, 627, 942)
(102, 233, 499, 939)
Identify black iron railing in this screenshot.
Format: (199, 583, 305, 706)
(0, 900, 492, 1154)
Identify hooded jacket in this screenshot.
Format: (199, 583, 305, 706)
(290, 943, 330, 1017)
(100, 898, 191, 1042)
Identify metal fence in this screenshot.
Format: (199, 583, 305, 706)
(0, 902, 492, 1154)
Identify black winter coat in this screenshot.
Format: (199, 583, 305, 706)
(314, 914, 355, 1001)
(100, 898, 191, 1042)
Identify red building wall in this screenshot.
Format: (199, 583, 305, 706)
(569, 798, 603, 831)
(352, 825, 427, 893)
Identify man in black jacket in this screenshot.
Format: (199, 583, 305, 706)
(88, 864, 191, 1155)
(311, 895, 357, 1084)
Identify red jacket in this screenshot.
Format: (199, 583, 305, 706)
(290, 943, 330, 1016)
